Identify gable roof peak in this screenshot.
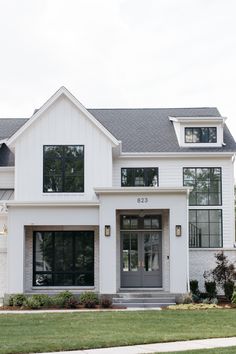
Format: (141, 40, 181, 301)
(7, 87, 119, 147)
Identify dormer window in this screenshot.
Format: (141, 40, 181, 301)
(185, 127, 217, 143)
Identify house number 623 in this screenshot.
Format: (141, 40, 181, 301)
(137, 197, 148, 203)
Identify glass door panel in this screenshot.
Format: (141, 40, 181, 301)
(122, 232, 138, 272)
(144, 232, 160, 272)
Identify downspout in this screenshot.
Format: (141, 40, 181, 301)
(186, 189, 190, 293)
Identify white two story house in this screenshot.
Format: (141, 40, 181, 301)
(0, 87, 236, 301)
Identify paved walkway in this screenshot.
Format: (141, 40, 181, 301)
(0, 308, 161, 314)
(38, 337, 236, 354)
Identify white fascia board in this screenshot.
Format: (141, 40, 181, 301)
(4, 201, 100, 207)
(7, 87, 120, 148)
(0, 139, 7, 144)
(0, 166, 15, 171)
(94, 187, 192, 195)
(118, 152, 235, 158)
(169, 116, 226, 123)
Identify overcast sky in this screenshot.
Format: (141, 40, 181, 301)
(0, 0, 236, 138)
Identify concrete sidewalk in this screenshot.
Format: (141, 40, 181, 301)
(39, 337, 236, 354)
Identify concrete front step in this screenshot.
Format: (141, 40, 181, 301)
(113, 291, 176, 308)
(114, 302, 175, 308)
(113, 297, 175, 304)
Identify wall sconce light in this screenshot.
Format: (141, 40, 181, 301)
(104, 225, 111, 237)
(175, 225, 182, 237)
(0, 224, 8, 236)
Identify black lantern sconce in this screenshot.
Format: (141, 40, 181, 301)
(175, 225, 182, 237)
(104, 225, 111, 237)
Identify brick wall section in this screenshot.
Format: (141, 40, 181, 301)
(189, 249, 236, 292)
(0, 236, 7, 297)
(24, 226, 99, 293)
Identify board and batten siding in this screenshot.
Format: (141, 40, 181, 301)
(14, 95, 114, 201)
(113, 156, 235, 248)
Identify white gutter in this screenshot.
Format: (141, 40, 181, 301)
(118, 152, 235, 159)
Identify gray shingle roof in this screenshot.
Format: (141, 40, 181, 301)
(0, 108, 235, 166)
(0, 189, 14, 200)
(0, 118, 28, 140)
(89, 107, 236, 153)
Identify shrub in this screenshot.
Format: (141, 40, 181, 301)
(204, 281, 217, 298)
(201, 297, 218, 305)
(31, 294, 52, 307)
(25, 296, 41, 309)
(190, 280, 199, 295)
(192, 293, 200, 303)
(224, 281, 235, 301)
(64, 297, 78, 309)
(79, 292, 99, 308)
(99, 296, 112, 308)
(204, 252, 236, 299)
(231, 290, 236, 304)
(53, 291, 74, 308)
(175, 293, 193, 304)
(9, 294, 27, 307)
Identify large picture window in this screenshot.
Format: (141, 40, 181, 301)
(189, 210, 222, 248)
(33, 231, 94, 286)
(185, 127, 217, 143)
(183, 167, 222, 206)
(43, 145, 84, 193)
(121, 168, 158, 187)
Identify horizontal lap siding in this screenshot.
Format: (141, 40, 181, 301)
(0, 170, 14, 189)
(113, 156, 235, 247)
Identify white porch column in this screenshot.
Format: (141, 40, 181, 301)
(7, 207, 25, 293)
(99, 196, 117, 294)
(169, 200, 189, 293)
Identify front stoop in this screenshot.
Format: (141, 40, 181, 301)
(113, 291, 176, 308)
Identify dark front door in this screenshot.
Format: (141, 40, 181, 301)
(121, 231, 162, 288)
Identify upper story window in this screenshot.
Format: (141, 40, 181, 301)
(185, 127, 217, 143)
(121, 168, 158, 187)
(43, 145, 84, 193)
(183, 167, 222, 206)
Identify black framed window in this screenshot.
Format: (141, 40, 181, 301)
(121, 168, 158, 187)
(183, 167, 222, 206)
(185, 127, 217, 143)
(33, 231, 94, 286)
(43, 145, 84, 193)
(120, 215, 162, 230)
(189, 209, 222, 248)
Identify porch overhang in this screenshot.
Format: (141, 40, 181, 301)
(94, 187, 192, 195)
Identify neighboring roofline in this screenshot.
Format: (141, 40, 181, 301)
(7, 87, 120, 147)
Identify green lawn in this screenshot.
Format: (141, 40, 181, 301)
(157, 347, 236, 354)
(0, 309, 236, 354)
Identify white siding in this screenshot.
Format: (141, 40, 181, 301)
(14, 95, 113, 201)
(113, 156, 235, 248)
(0, 168, 14, 189)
